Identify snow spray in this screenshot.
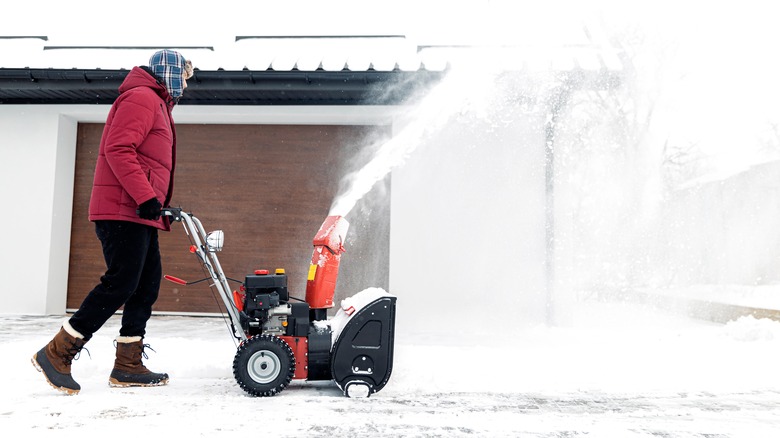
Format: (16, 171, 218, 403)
(328, 66, 491, 218)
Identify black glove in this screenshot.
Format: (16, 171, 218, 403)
(137, 198, 162, 220)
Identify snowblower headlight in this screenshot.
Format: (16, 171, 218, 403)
(206, 230, 224, 252)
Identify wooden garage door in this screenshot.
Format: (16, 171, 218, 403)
(67, 123, 390, 314)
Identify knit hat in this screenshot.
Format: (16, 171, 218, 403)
(148, 50, 192, 100)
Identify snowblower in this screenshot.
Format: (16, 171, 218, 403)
(159, 208, 396, 398)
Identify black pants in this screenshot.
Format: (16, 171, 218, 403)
(69, 221, 162, 341)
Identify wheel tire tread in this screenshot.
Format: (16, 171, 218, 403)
(232, 335, 295, 397)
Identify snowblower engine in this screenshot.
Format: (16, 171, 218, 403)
(238, 270, 297, 336)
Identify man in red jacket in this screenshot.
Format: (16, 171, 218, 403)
(32, 50, 194, 395)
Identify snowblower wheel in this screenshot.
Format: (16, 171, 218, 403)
(233, 335, 295, 397)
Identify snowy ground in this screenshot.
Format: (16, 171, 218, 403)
(4, 301, 780, 437)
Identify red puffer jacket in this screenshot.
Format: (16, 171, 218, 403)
(88, 66, 176, 231)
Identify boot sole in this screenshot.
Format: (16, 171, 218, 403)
(108, 377, 169, 388)
(31, 353, 80, 396)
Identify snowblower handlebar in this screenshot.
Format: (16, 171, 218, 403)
(161, 207, 184, 221)
(161, 207, 247, 341)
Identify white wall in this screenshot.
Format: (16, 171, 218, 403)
(0, 106, 93, 314)
(0, 104, 401, 315)
(389, 103, 549, 334)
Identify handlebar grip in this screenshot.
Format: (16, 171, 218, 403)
(134, 207, 183, 221)
(161, 207, 184, 221)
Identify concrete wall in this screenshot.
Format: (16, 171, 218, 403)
(0, 106, 90, 314)
(389, 103, 549, 334)
(0, 105, 401, 315)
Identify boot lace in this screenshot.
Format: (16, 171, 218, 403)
(140, 343, 157, 360)
(63, 340, 90, 366)
(112, 340, 157, 361)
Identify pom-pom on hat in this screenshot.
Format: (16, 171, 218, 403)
(148, 50, 191, 100)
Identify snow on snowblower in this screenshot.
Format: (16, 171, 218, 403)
(160, 208, 397, 398)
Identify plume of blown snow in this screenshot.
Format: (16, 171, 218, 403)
(328, 67, 485, 217)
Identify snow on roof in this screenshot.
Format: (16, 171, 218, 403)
(0, 33, 622, 73)
(1, 0, 626, 73)
(1, 0, 629, 74)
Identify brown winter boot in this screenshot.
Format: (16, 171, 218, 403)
(31, 322, 87, 395)
(108, 337, 169, 387)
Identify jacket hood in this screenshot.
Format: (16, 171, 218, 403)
(118, 67, 172, 105)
